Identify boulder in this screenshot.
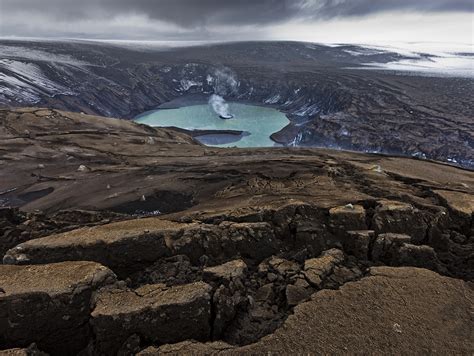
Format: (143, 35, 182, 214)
(434, 190, 474, 234)
(0, 262, 116, 355)
(372, 233, 411, 263)
(285, 284, 311, 306)
(344, 230, 374, 260)
(212, 285, 243, 338)
(0, 344, 47, 356)
(398, 244, 440, 270)
(293, 220, 331, 255)
(329, 204, 367, 236)
(267, 257, 300, 276)
(91, 282, 212, 355)
(372, 200, 428, 243)
(255, 283, 275, 302)
(203, 259, 247, 284)
(303, 249, 344, 288)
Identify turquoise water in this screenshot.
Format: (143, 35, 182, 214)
(135, 103, 289, 148)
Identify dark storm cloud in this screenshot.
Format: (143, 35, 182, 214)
(309, 0, 473, 18)
(1, 0, 472, 27)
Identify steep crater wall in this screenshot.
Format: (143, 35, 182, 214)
(1, 42, 472, 168)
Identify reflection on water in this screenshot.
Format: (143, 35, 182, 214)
(135, 103, 289, 147)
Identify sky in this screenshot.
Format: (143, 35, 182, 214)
(0, 0, 473, 45)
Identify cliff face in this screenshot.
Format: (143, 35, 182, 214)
(1, 109, 473, 354)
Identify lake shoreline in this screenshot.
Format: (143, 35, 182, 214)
(134, 100, 289, 148)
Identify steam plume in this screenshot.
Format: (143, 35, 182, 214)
(209, 94, 232, 119)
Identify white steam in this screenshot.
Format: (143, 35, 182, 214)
(212, 67, 238, 96)
(207, 67, 238, 118)
(209, 94, 232, 118)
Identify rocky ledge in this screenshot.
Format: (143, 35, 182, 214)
(0, 109, 473, 355)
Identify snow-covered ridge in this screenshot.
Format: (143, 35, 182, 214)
(333, 42, 474, 78)
(0, 44, 91, 104)
(0, 59, 76, 104)
(0, 45, 90, 66)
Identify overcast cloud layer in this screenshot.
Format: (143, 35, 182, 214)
(0, 0, 472, 43)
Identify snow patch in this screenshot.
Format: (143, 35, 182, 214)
(0, 59, 75, 104)
(0, 45, 90, 66)
(264, 94, 281, 104)
(294, 103, 320, 117)
(179, 79, 202, 91)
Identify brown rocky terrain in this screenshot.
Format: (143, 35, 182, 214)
(1, 108, 473, 355)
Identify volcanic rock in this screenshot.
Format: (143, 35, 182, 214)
(2, 219, 183, 276)
(212, 285, 244, 339)
(372, 233, 412, 262)
(164, 221, 277, 264)
(4, 219, 277, 276)
(329, 204, 367, 236)
(285, 284, 311, 306)
(397, 243, 440, 270)
(267, 256, 300, 277)
(0, 262, 116, 355)
(434, 190, 474, 234)
(344, 230, 375, 260)
(373, 201, 428, 243)
(434, 190, 474, 218)
(0, 108, 473, 352)
(91, 282, 212, 355)
(0, 344, 47, 356)
(303, 249, 345, 288)
(148, 267, 474, 355)
(203, 259, 247, 284)
(255, 283, 275, 303)
(130, 254, 197, 287)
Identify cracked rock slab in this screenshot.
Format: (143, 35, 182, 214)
(371, 233, 440, 270)
(267, 256, 300, 276)
(344, 230, 375, 260)
(3, 219, 192, 276)
(434, 190, 474, 217)
(303, 248, 344, 288)
(165, 221, 277, 264)
(148, 267, 474, 355)
(397, 243, 441, 270)
(434, 190, 474, 233)
(0, 262, 116, 355)
(3, 219, 278, 277)
(373, 200, 428, 243)
(329, 204, 367, 235)
(203, 259, 247, 284)
(91, 282, 212, 355)
(372, 233, 411, 262)
(0, 344, 47, 356)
